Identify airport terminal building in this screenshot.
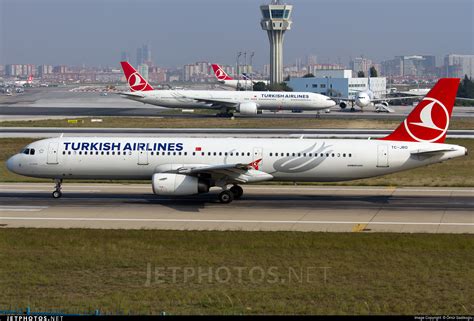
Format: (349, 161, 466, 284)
(287, 70, 387, 99)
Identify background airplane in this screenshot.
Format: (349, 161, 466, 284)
(211, 64, 269, 90)
(119, 61, 335, 117)
(7, 78, 466, 203)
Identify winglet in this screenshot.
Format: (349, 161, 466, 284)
(248, 158, 262, 170)
(211, 64, 234, 81)
(120, 61, 154, 92)
(380, 78, 460, 143)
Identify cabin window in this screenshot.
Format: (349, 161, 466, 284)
(224, 152, 228, 156)
(106, 151, 110, 155)
(292, 153, 295, 157)
(201, 152, 205, 156)
(118, 151, 121, 155)
(184, 152, 187, 156)
(349, 153, 352, 157)
(79, 151, 82, 155)
(326, 153, 329, 157)
(62, 151, 66, 155)
(213, 152, 217, 156)
(270, 153, 273, 156)
(331, 153, 334, 157)
(247, 152, 250, 156)
(68, 151, 72, 155)
(192, 152, 196, 156)
(343, 153, 346, 157)
(173, 152, 176, 156)
(151, 152, 154, 155)
(337, 153, 340, 157)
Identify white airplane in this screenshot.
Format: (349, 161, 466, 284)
(211, 64, 269, 90)
(14, 75, 34, 87)
(7, 78, 467, 203)
(336, 77, 422, 112)
(119, 62, 333, 116)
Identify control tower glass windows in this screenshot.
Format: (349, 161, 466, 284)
(262, 9, 270, 18)
(284, 10, 290, 18)
(271, 9, 284, 18)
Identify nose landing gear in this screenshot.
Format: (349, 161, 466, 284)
(52, 178, 63, 198)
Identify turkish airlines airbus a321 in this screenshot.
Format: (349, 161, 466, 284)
(7, 78, 467, 203)
(118, 61, 336, 116)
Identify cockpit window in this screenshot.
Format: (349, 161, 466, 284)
(23, 148, 30, 155)
(30, 149, 35, 155)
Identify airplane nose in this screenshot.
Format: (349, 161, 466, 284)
(327, 99, 337, 107)
(6, 155, 19, 174)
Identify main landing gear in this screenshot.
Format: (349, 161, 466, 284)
(218, 185, 243, 204)
(52, 178, 63, 198)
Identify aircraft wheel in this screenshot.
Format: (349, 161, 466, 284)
(230, 185, 243, 199)
(218, 190, 234, 204)
(52, 190, 62, 199)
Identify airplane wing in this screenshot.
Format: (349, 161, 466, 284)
(330, 96, 424, 102)
(175, 160, 273, 183)
(455, 97, 474, 101)
(177, 95, 240, 108)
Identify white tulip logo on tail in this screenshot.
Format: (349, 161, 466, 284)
(404, 97, 449, 143)
(215, 68, 227, 81)
(128, 72, 148, 92)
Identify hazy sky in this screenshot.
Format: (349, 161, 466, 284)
(0, 0, 472, 68)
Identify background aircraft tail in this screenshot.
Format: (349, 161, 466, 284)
(380, 78, 460, 143)
(120, 61, 154, 92)
(211, 64, 233, 81)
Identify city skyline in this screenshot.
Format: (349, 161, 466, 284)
(1, 0, 472, 69)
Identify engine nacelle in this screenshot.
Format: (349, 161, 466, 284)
(152, 173, 209, 196)
(238, 102, 258, 115)
(379, 101, 389, 107)
(339, 101, 347, 109)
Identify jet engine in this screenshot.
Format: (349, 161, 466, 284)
(339, 101, 347, 109)
(379, 101, 389, 107)
(238, 102, 258, 115)
(152, 173, 209, 196)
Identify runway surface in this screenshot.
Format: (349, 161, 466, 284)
(2, 106, 474, 119)
(1, 127, 473, 139)
(1, 183, 472, 233)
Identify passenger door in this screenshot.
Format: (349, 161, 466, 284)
(138, 150, 149, 165)
(377, 145, 389, 167)
(47, 142, 59, 165)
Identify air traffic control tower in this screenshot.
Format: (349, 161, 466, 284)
(260, 1, 293, 84)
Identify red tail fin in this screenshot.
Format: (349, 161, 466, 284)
(211, 64, 233, 81)
(380, 78, 460, 144)
(120, 61, 154, 92)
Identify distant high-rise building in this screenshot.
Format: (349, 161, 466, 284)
(121, 51, 129, 62)
(38, 65, 53, 77)
(381, 55, 436, 77)
(136, 44, 152, 67)
(307, 54, 317, 66)
(444, 54, 474, 78)
(138, 64, 149, 81)
(5, 64, 36, 77)
(350, 57, 373, 77)
(136, 47, 143, 67)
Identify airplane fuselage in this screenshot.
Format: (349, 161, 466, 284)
(7, 137, 466, 182)
(123, 90, 336, 111)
